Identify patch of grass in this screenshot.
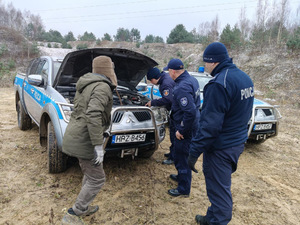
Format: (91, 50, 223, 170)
(36, 181, 43, 187)
(265, 88, 276, 99)
(53, 192, 61, 199)
(176, 51, 183, 58)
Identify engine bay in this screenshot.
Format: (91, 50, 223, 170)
(57, 85, 150, 106)
(113, 88, 149, 106)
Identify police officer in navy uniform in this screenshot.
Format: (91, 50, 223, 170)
(146, 67, 175, 165)
(188, 42, 254, 225)
(167, 59, 201, 197)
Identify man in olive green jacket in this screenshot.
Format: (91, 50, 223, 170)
(62, 56, 117, 225)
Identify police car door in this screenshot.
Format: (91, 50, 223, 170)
(23, 58, 48, 124)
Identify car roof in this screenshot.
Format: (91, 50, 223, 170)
(189, 71, 212, 78)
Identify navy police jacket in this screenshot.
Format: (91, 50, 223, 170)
(171, 70, 201, 138)
(151, 72, 175, 111)
(190, 58, 254, 157)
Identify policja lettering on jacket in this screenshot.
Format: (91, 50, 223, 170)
(241, 86, 254, 100)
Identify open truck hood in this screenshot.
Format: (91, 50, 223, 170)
(53, 48, 158, 90)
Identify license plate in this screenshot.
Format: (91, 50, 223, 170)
(254, 123, 272, 131)
(112, 134, 146, 144)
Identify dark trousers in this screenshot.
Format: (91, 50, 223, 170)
(173, 137, 192, 195)
(203, 144, 244, 225)
(168, 120, 175, 161)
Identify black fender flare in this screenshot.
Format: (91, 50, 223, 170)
(39, 103, 63, 150)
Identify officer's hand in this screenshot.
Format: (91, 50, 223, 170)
(188, 154, 198, 173)
(93, 145, 105, 166)
(145, 101, 151, 107)
(176, 131, 184, 140)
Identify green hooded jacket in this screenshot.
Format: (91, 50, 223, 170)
(62, 73, 115, 160)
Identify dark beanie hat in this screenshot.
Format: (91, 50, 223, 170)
(147, 67, 161, 80)
(203, 42, 229, 63)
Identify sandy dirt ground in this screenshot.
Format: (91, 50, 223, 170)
(0, 87, 299, 225)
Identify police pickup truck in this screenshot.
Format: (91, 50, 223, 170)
(14, 48, 167, 173)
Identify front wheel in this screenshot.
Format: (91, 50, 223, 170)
(17, 100, 32, 130)
(47, 121, 67, 173)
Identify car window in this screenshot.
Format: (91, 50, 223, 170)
(36, 60, 45, 75)
(40, 61, 49, 77)
(27, 58, 40, 75)
(194, 76, 212, 91)
(53, 61, 62, 81)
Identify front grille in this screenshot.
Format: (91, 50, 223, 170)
(112, 111, 124, 123)
(133, 111, 151, 122)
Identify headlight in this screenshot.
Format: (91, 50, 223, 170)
(160, 107, 169, 123)
(152, 108, 163, 122)
(255, 108, 275, 122)
(57, 102, 74, 123)
(152, 107, 169, 124)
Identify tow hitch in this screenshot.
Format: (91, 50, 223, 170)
(121, 148, 138, 159)
(256, 134, 266, 140)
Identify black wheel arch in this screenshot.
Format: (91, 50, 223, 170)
(39, 104, 63, 150)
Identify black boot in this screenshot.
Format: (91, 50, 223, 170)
(195, 215, 210, 225)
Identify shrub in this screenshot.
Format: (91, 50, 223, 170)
(0, 44, 8, 56)
(176, 51, 183, 58)
(8, 60, 15, 69)
(96, 38, 101, 45)
(30, 42, 40, 55)
(76, 43, 88, 50)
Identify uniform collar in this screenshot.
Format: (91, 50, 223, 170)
(211, 58, 233, 76)
(175, 70, 189, 82)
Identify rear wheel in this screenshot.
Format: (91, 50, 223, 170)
(47, 121, 67, 173)
(17, 100, 32, 130)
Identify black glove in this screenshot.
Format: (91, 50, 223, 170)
(188, 155, 198, 173)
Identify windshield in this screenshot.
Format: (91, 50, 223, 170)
(193, 76, 212, 91)
(53, 61, 62, 81)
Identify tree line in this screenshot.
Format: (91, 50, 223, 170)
(0, 0, 299, 51)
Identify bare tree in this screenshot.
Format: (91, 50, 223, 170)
(238, 6, 251, 42)
(209, 15, 220, 42)
(276, 0, 290, 45)
(198, 21, 211, 37)
(256, 0, 269, 30)
(266, 0, 277, 45)
(6, 3, 24, 31)
(0, 1, 9, 27)
(23, 10, 44, 40)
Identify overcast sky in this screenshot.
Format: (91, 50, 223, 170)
(4, 0, 300, 41)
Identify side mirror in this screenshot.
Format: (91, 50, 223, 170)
(28, 74, 44, 87)
(136, 83, 147, 92)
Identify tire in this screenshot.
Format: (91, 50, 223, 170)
(17, 100, 32, 130)
(47, 121, 67, 173)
